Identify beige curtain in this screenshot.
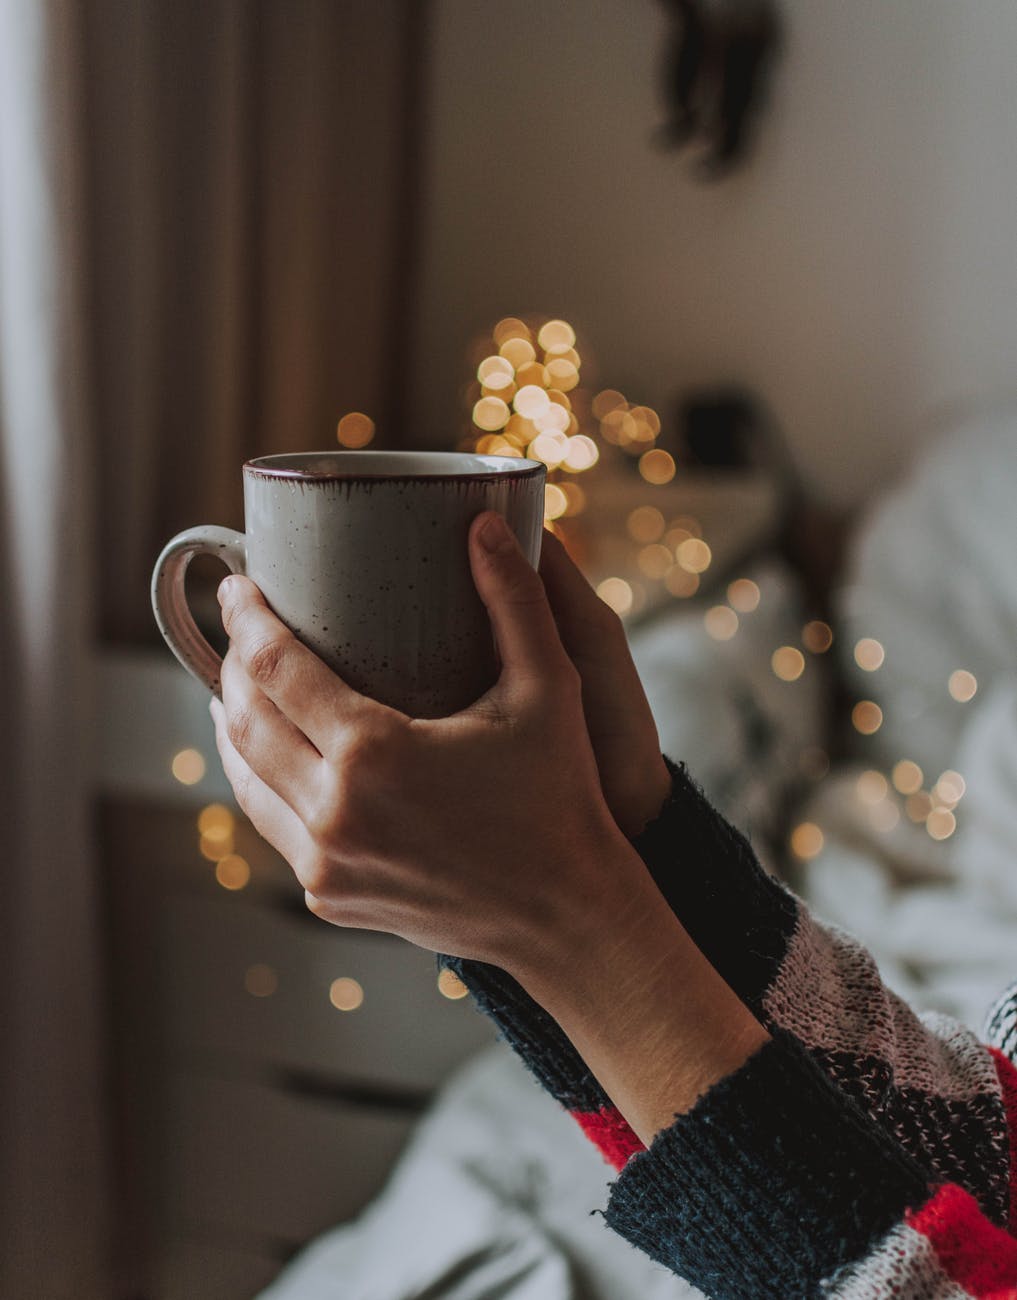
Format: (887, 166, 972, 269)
(0, 3, 423, 1292)
(0, 2, 109, 1296)
(83, 0, 423, 643)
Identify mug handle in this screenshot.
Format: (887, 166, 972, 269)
(151, 525, 246, 696)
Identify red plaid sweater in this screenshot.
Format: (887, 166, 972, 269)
(442, 760, 1017, 1298)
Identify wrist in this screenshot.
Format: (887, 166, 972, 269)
(606, 755, 673, 840)
(510, 859, 769, 1144)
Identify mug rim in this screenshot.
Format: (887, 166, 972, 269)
(243, 451, 545, 483)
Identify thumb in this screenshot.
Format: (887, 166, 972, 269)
(469, 512, 570, 688)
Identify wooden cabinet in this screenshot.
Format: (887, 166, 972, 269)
(101, 792, 494, 1298)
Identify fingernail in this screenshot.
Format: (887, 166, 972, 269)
(477, 513, 515, 555)
(217, 576, 235, 608)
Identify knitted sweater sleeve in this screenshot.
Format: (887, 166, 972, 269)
(605, 1029, 1017, 1298)
(438, 759, 1017, 1291)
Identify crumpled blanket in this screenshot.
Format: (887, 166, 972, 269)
(799, 404, 1017, 1031)
(259, 1045, 700, 1300)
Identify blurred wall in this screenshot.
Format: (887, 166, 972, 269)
(409, 0, 1017, 507)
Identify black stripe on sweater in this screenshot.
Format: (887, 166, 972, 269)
(437, 953, 609, 1112)
(811, 1046, 1012, 1227)
(605, 1033, 933, 1300)
(632, 758, 798, 1006)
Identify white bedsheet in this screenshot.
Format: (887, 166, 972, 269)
(260, 1044, 700, 1300)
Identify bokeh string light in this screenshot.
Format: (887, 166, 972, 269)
(465, 317, 982, 874)
(462, 316, 683, 555)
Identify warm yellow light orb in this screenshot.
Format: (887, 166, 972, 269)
(493, 317, 531, 347)
(544, 358, 579, 391)
(514, 385, 552, 419)
(727, 579, 761, 613)
(637, 544, 674, 580)
(473, 396, 511, 431)
(600, 408, 637, 445)
(802, 621, 833, 654)
(665, 568, 700, 598)
(336, 412, 376, 449)
(534, 402, 570, 434)
(771, 647, 805, 682)
(934, 770, 966, 806)
(948, 669, 977, 703)
(199, 832, 234, 862)
(536, 319, 576, 355)
(854, 638, 885, 672)
(852, 701, 884, 735)
(592, 389, 627, 420)
(704, 606, 739, 641)
(597, 577, 633, 617)
(906, 791, 934, 823)
(891, 760, 923, 795)
(514, 361, 549, 390)
(857, 770, 889, 804)
(627, 505, 665, 543)
(215, 854, 251, 891)
(437, 969, 470, 1000)
(530, 431, 569, 467)
(675, 537, 712, 573)
(628, 405, 661, 437)
(477, 355, 514, 382)
(639, 449, 676, 485)
(499, 336, 536, 369)
(562, 435, 599, 472)
(329, 977, 365, 1011)
(790, 822, 825, 861)
(172, 749, 206, 785)
(198, 803, 234, 838)
(926, 808, 957, 841)
(543, 484, 568, 521)
(481, 372, 515, 400)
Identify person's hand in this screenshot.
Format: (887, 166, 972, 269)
(210, 511, 767, 1140)
(539, 530, 671, 837)
(209, 511, 656, 973)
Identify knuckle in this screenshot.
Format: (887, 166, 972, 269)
(305, 800, 342, 848)
(245, 633, 289, 687)
(345, 715, 409, 778)
(502, 565, 547, 609)
(226, 705, 256, 755)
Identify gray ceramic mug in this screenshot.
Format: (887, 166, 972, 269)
(151, 451, 546, 717)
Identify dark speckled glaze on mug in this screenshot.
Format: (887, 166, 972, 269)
(151, 452, 546, 717)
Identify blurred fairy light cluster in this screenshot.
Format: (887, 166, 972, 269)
(788, 630, 978, 865)
(460, 315, 676, 513)
(460, 315, 706, 618)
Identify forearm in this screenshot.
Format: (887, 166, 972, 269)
(513, 857, 768, 1146)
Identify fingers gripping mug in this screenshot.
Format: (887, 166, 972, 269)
(151, 452, 546, 718)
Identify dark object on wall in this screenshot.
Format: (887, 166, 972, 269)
(672, 386, 851, 609)
(657, 0, 782, 177)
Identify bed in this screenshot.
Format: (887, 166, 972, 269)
(259, 402, 1017, 1300)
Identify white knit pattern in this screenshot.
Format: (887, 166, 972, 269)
(985, 980, 1017, 1063)
(823, 1222, 969, 1299)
